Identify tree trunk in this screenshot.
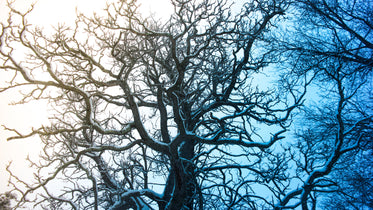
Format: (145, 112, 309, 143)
(161, 138, 195, 210)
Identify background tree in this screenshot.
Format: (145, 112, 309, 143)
(0, 0, 371, 209)
(273, 0, 373, 209)
(0, 192, 16, 210)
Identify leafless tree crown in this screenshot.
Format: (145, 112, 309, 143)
(0, 0, 371, 209)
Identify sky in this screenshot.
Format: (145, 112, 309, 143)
(0, 0, 173, 194)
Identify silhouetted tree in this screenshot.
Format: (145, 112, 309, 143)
(0, 0, 371, 209)
(273, 0, 373, 209)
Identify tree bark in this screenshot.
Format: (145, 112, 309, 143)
(162, 137, 195, 210)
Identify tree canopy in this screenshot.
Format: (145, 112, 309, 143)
(0, 0, 371, 209)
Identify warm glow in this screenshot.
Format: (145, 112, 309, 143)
(0, 0, 173, 193)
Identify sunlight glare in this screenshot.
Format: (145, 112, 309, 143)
(0, 0, 173, 193)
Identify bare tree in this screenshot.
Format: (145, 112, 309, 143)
(1, 0, 371, 209)
(0, 0, 301, 209)
(272, 0, 373, 209)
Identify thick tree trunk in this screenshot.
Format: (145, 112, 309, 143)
(161, 138, 195, 210)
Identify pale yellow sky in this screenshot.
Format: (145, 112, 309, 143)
(0, 0, 172, 193)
